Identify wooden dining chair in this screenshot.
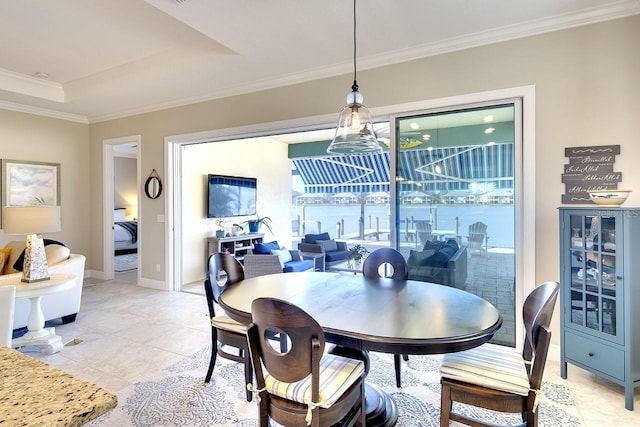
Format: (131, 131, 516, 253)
(203, 252, 253, 401)
(362, 247, 409, 388)
(362, 247, 408, 280)
(246, 297, 366, 427)
(439, 281, 560, 427)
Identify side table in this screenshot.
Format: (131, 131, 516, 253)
(300, 252, 326, 272)
(1, 273, 76, 354)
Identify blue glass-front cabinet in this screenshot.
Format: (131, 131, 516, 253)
(559, 207, 640, 410)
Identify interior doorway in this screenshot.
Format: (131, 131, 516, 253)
(103, 136, 141, 280)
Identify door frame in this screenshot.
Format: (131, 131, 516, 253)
(165, 86, 535, 349)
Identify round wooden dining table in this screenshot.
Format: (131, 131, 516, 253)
(219, 271, 502, 426)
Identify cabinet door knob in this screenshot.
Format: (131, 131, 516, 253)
(588, 352, 595, 357)
(616, 276, 622, 280)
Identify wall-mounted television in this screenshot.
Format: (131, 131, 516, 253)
(207, 174, 257, 218)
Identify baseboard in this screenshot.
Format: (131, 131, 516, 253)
(138, 277, 167, 290)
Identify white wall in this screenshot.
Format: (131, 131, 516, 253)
(180, 137, 291, 284)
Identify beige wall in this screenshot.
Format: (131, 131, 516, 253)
(0, 109, 90, 257)
(3, 15, 638, 343)
(90, 16, 640, 285)
(181, 138, 291, 285)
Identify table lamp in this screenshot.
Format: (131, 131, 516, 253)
(3, 205, 61, 283)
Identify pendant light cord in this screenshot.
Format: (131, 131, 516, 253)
(352, 0, 358, 92)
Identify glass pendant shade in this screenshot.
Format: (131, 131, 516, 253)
(327, 89, 381, 155)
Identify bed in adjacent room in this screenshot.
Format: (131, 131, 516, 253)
(114, 208, 137, 255)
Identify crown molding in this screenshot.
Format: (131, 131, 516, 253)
(3, 1, 639, 124)
(0, 100, 89, 124)
(90, 1, 640, 123)
(359, 0, 640, 71)
(0, 68, 65, 102)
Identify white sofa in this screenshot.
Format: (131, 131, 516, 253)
(0, 241, 86, 330)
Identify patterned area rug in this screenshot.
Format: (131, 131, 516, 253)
(114, 253, 138, 272)
(88, 348, 583, 427)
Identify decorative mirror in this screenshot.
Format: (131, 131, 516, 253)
(144, 169, 163, 199)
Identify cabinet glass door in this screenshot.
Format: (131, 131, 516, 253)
(568, 213, 618, 337)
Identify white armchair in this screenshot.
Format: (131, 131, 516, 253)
(0, 286, 16, 347)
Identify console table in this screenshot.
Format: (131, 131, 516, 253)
(207, 233, 264, 264)
(0, 346, 117, 425)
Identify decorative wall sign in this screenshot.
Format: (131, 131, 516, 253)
(562, 145, 621, 204)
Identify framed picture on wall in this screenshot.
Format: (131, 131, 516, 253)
(1, 159, 61, 227)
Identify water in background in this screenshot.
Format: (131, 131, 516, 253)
(292, 203, 514, 248)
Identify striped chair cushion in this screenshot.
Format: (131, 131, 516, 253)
(264, 354, 364, 408)
(440, 343, 530, 396)
(211, 316, 247, 334)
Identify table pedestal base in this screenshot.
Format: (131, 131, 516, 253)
(13, 327, 64, 354)
(365, 383, 399, 427)
(328, 346, 398, 426)
(5, 274, 76, 355)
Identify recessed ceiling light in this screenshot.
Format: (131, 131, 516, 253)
(483, 115, 494, 122)
(33, 72, 49, 79)
(422, 134, 431, 141)
(427, 146, 434, 151)
(409, 122, 420, 130)
(484, 127, 495, 134)
(486, 141, 496, 146)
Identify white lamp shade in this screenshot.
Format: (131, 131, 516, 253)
(3, 205, 61, 235)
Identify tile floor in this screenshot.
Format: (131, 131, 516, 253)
(23, 270, 640, 426)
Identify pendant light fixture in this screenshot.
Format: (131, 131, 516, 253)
(327, 0, 381, 155)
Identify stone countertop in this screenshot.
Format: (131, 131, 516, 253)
(0, 346, 117, 426)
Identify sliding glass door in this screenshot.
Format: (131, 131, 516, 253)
(288, 100, 520, 346)
(393, 103, 517, 346)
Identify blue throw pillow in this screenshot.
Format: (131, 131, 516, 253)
(422, 240, 443, 251)
(426, 250, 450, 268)
(253, 241, 280, 254)
(443, 238, 459, 252)
(304, 232, 331, 244)
(433, 244, 456, 265)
